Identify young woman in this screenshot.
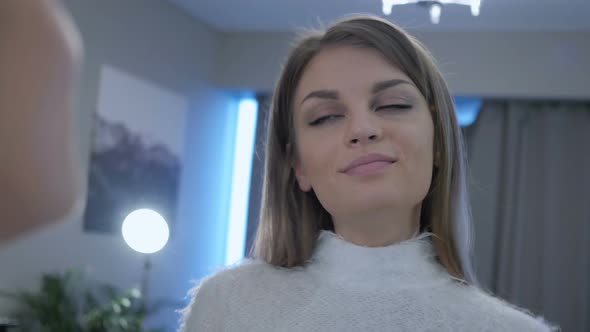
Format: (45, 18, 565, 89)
(181, 15, 556, 331)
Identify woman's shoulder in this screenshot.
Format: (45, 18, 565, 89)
(191, 258, 293, 291)
(179, 259, 295, 331)
(465, 285, 559, 331)
(183, 259, 275, 304)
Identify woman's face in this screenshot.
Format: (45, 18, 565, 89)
(292, 46, 435, 220)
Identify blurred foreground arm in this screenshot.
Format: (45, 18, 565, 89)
(0, 0, 84, 242)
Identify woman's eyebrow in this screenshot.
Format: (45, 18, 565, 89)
(299, 79, 414, 106)
(300, 90, 339, 106)
(371, 79, 414, 94)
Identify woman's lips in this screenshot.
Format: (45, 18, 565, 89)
(343, 160, 395, 177)
(340, 153, 397, 177)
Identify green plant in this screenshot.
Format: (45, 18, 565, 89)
(0, 269, 164, 332)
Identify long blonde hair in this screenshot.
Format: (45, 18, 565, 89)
(250, 15, 477, 284)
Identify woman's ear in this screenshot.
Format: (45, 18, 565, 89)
(288, 143, 312, 192)
(429, 105, 440, 167)
(294, 165, 312, 192)
(434, 150, 441, 168)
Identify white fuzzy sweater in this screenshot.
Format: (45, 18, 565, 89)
(180, 231, 556, 331)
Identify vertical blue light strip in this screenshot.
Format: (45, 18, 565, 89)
(225, 98, 258, 266)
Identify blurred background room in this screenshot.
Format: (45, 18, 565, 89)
(0, 0, 588, 331)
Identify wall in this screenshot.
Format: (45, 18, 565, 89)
(215, 30, 590, 100)
(0, 0, 237, 330)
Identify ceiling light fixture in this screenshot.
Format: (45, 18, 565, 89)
(382, 0, 481, 24)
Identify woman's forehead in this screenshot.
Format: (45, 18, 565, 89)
(294, 46, 415, 104)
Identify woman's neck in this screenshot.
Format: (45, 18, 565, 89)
(331, 204, 421, 247)
(308, 229, 450, 290)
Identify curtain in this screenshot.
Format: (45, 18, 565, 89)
(465, 100, 590, 331)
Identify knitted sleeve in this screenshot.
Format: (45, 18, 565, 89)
(178, 275, 226, 332)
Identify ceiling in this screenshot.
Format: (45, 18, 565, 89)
(167, 0, 590, 32)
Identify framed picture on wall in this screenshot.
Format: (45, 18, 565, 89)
(83, 65, 188, 235)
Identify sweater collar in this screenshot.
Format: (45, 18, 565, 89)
(309, 230, 452, 288)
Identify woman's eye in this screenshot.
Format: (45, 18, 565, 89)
(375, 104, 412, 112)
(309, 114, 343, 126)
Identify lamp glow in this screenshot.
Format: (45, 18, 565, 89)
(430, 4, 442, 24)
(382, 0, 483, 23)
(383, 3, 392, 15)
(122, 209, 169, 254)
(225, 98, 258, 266)
(471, 0, 481, 16)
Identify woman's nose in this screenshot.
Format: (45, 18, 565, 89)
(345, 112, 382, 146)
